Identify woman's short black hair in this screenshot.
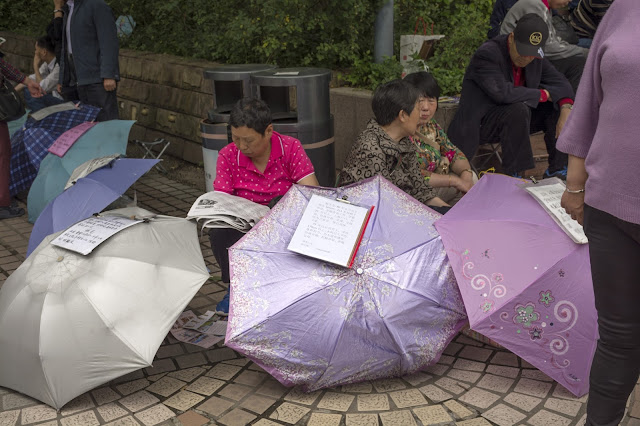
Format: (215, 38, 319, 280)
(36, 36, 55, 55)
(229, 98, 272, 135)
(372, 79, 421, 126)
(403, 71, 441, 100)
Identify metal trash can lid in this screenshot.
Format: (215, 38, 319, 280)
(250, 67, 332, 86)
(203, 64, 277, 81)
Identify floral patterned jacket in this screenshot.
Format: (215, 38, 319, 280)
(412, 119, 467, 178)
(339, 119, 436, 204)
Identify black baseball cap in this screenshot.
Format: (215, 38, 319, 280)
(513, 13, 549, 58)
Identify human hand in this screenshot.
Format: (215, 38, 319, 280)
(103, 78, 116, 91)
(54, 0, 65, 9)
(556, 107, 571, 138)
(452, 175, 473, 193)
(561, 190, 584, 225)
(24, 78, 43, 98)
(543, 89, 552, 102)
(56, 83, 62, 93)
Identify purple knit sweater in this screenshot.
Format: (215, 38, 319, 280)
(556, 0, 640, 225)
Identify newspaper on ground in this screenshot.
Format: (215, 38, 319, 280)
(518, 177, 588, 244)
(170, 310, 227, 348)
(187, 191, 270, 233)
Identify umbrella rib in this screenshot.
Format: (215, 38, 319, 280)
(441, 217, 567, 233)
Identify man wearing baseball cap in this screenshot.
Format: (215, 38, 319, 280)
(448, 13, 574, 179)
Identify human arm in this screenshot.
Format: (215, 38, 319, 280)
(0, 58, 43, 97)
(33, 54, 44, 83)
(287, 139, 319, 187)
(298, 174, 319, 186)
(470, 47, 541, 106)
(212, 148, 235, 195)
(93, 0, 120, 82)
(560, 155, 587, 225)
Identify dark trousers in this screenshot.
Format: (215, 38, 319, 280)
(583, 204, 640, 426)
(0, 122, 10, 206)
(479, 102, 567, 175)
(62, 53, 118, 121)
(208, 227, 245, 284)
(23, 91, 65, 113)
(550, 54, 587, 93)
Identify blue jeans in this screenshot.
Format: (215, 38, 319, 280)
(23, 90, 65, 113)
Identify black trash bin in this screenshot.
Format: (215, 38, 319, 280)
(250, 68, 335, 187)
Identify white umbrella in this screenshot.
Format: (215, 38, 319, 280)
(0, 207, 209, 409)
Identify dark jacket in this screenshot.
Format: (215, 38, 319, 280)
(447, 35, 574, 159)
(59, 0, 120, 86)
(487, 0, 519, 39)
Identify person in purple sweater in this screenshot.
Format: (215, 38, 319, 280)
(558, 0, 639, 424)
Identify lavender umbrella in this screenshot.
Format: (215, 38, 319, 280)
(435, 174, 598, 396)
(225, 175, 467, 391)
(27, 158, 159, 256)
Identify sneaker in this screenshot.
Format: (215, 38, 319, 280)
(215, 292, 230, 316)
(544, 166, 567, 180)
(0, 205, 25, 219)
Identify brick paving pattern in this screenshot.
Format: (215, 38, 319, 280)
(0, 171, 638, 426)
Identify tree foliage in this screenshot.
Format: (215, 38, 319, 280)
(0, 0, 493, 95)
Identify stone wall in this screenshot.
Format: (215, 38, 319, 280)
(0, 31, 458, 171)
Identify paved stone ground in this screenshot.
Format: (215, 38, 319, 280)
(0, 170, 639, 426)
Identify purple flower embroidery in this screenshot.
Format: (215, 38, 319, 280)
(529, 327, 543, 340)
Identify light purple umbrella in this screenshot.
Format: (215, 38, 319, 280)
(225, 175, 467, 391)
(435, 174, 597, 396)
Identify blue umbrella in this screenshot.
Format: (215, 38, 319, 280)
(27, 120, 135, 223)
(9, 104, 100, 196)
(27, 158, 159, 256)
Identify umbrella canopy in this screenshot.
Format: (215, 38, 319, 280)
(27, 120, 135, 223)
(226, 175, 467, 391)
(27, 158, 159, 256)
(9, 104, 100, 196)
(435, 174, 597, 396)
(0, 207, 209, 409)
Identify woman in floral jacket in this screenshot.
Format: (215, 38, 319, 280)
(404, 72, 476, 206)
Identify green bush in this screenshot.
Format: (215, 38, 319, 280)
(0, 0, 493, 95)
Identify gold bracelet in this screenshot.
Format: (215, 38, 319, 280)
(565, 187, 585, 194)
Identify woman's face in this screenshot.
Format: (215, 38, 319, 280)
(402, 101, 422, 137)
(231, 125, 272, 159)
(418, 96, 438, 125)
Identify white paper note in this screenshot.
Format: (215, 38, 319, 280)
(51, 216, 143, 255)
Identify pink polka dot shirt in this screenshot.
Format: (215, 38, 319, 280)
(213, 131, 316, 205)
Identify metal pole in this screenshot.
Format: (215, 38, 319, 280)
(374, 0, 394, 63)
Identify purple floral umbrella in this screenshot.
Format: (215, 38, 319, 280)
(225, 175, 467, 391)
(435, 174, 597, 396)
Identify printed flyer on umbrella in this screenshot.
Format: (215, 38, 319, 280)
(51, 215, 143, 255)
(288, 194, 374, 267)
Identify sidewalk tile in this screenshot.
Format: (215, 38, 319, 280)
(2, 393, 37, 410)
(234, 370, 267, 387)
(413, 405, 453, 425)
(60, 410, 100, 426)
(284, 387, 322, 406)
(459, 347, 493, 362)
(97, 403, 129, 423)
(104, 416, 140, 426)
(206, 364, 241, 381)
(167, 367, 206, 383)
(423, 365, 449, 376)
(163, 391, 204, 411)
(402, 372, 432, 387)
(255, 379, 288, 399)
(372, 379, 406, 393)
(217, 383, 253, 401)
(443, 342, 463, 356)
(513, 378, 552, 399)
(486, 365, 520, 379)
(307, 412, 342, 426)
(134, 404, 175, 426)
(490, 352, 519, 367)
(503, 393, 542, 412)
(175, 353, 207, 369)
(357, 394, 390, 411)
(119, 391, 160, 412)
(435, 378, 467, 395)
(240, 394, 276, 414)
(481, 403, 526, 426)
(447, 369, 482, 384)
(175, 410, 208, 426)
(543, 398, 582, 417)
(146, 377, 186, 398)
(389, 389, 428, 408)
(453, 359, 486, 373)
(443, 400, 475, 420)
(60, 394, 94, 416)
(317, 392, 355, 412)
(346, 413, 379, 426)
(456, 418, 492, 426)
(526, 409, 571, 426)
(92, 387, 121, 406)
(342, 382, 373, 393)
(116, 379, 151, 397)
(551, 385, 588, 403)
(520, 369, 553, 382)
(144, 359, 176, 376)
(196, 396, 234, 417)
(218, 408, 256, 426)
(476, 374, 515, 394)
(269, 402, 310, 424)
(0, 410, 19, 426)
(459, 388, 500, 409)
(21, 404, 58, 424)
(419, 384, 453, 403)
(185, 376, 224, 396)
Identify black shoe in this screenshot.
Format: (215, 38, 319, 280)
(0, 205, 25, 219)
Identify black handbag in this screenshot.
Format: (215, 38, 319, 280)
(0, 77, 25, 122)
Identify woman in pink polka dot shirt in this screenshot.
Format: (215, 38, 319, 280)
(210, 98, 319, 314)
